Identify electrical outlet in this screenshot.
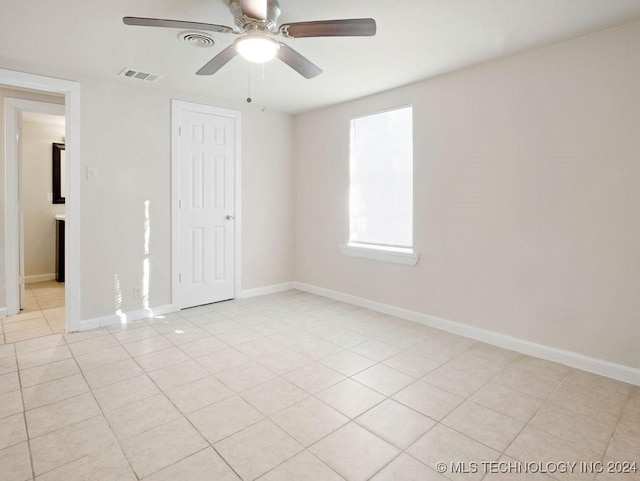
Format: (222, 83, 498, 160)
(133, 286, 142, 300)
(47, 193, 53, 202)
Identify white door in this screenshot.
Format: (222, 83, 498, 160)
(18, 126, 25, 309)
(178, 109, 236, 308)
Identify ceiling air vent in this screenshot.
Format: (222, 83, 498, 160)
(119, 68, 160, 82)
(179, 31, 215, 48)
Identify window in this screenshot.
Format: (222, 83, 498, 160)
(342, 105, 418, 265)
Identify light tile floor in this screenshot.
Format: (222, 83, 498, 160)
(1, 281, 65, 344)
(0, 289, 638, 481)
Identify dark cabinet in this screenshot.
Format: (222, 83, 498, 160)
(56, 219, 65, 282)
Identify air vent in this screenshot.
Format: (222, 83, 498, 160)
(119, 68, 160, 82)
(179, 31, 215, 48)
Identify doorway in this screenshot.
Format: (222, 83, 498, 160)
(171, 100, 242, 309)
(20, 106, 67, 336)
(1, 68, 80, 332)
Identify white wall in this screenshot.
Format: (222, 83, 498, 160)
(21, 119, 65, 278)
(242, 108, 294, 289)
(293, 21, 640, 370)
(76, 77, 294, 320)
(1, 78, 294, 321)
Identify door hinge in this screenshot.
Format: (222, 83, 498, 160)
(178, 199, 181, 209)
(178, 273, 181, 283)
(178, 126, 182, 136)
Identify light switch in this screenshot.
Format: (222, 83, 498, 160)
(47, 193, 53, 202)
(86, 167, 98, 180)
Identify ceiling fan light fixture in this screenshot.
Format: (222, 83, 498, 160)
(124, 4, 377, 78)
(235, 35, 280, 63)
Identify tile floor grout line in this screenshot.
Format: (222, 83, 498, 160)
(3, 281, 63, 343)
(120, 334, 247, 481)
(15, 329, 126, 478)
(246, 350, 403, 478)
(55, 324, 146, 481)
(65, 322, 184, 480)
(2, 290, 638, 481)
(2, 333, 444, 480)
(600, 387, 632, 465)
(363, 450, 407, 481)
(376, 351, 538, 479)
(430, 347, 525, 423)
(302, 388, 437, 481)
(496, 368, 581, 478)
(258, 448, 347, 481)
(14, 342, 37, 481)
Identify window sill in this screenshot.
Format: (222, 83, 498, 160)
(339, 243, 420, 266)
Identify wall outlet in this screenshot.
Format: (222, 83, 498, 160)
(133, 286, 142, 300)
(47, 193, 53, 202)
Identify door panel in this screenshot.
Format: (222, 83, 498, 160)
(179, 110, 235, 308)
(18, 127, 25, 309)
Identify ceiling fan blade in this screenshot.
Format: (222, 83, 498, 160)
(240, 0, 267, 20)
(277, 43, 322, 79)
(196, 45, 238, 75)
(280, 18, 376, 38)
(123, 17, 234, 34)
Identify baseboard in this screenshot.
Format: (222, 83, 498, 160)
(293, 282, 640, 386)
(78, 304, 177, 332)
(240, 282, 296, 299)
(0, 307, 7, 318)
(78, 282, 298, 328)
(25, 274, 56, 283)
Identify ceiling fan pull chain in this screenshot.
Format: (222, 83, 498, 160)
(247, 65, 252, 103)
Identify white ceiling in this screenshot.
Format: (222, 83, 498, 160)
(22, 111, 66, 126)
(2, 0, 640, 113)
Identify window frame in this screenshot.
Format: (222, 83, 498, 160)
(341, 105, 419, 266)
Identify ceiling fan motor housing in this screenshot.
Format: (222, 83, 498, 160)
(229, 0, 281, 32)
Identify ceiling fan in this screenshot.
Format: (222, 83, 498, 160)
(123, 0, 377, 79)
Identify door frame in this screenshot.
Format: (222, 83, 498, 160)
(2, 68, 81, 332)
(170, 100, 242, 309)
(6, 98, 64, 310)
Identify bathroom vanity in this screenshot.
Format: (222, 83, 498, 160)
(55, 214, 65, 282)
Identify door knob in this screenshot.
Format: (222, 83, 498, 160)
(226, 215, 235, 220)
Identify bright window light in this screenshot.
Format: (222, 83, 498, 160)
(349, 106, 414, 250)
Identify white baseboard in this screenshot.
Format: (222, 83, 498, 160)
(77, 281, 295, 329)
(240, 282, 296, 299)
(294, 282, 640, 386)
(78, 304, 177, 332)
(25, 274, 56, 283)
(77, 281, 296, 329)
(0, 307, 7, 318)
